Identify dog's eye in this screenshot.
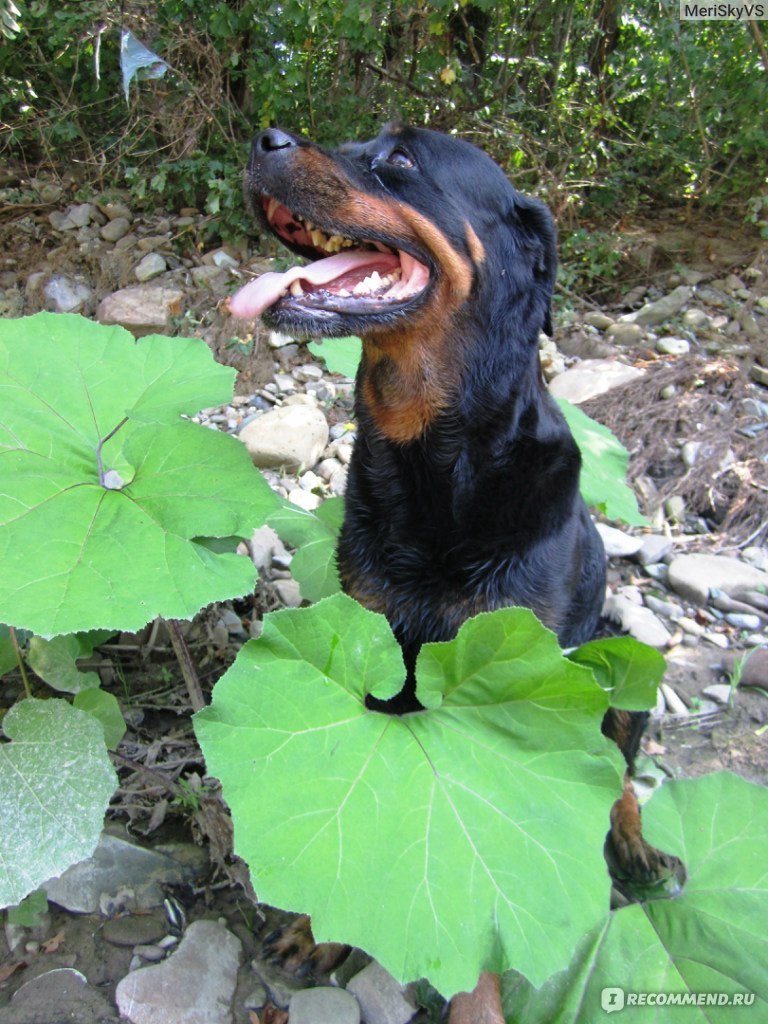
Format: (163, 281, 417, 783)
(387, 148, 414, 169)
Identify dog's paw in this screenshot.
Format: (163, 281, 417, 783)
(606, 782, 686, 900)
(262, 914, 349, 977)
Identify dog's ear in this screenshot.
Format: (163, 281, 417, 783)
(506, 193, 557, 335)
(513, 193, 557, 283)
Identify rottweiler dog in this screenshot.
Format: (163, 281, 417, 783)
(231, 125, 675, 1022)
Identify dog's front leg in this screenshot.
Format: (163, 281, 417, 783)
(447, 971, 504, 1024)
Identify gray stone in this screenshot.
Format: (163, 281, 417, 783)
(696, 286, 729, 308)
(191, 265, 227, 288)
(721, 648, 768, 687)
(682, 308, 712, 330)
(99, 200, 133, 221)
(742, 546, 768, 573)
(96, 284, 186, 337)
(702, 684, 734, 705)
(595, 523, 642, 558)
(750, 364, 768, 387)
(656, 336, 690, 356)
(0, 968, 118, 1024)
(583, 312, 614, 330)
(274, 579, 303, 607)
(249, 525, 280, 571)
(678, 616, 706, 637)
(660, 682, 688, 716)
(134, 252, 167, 282)
(346, 961, 415, 1024)
(115, 920, 241, 1024)
(329, 466, 348, 495)
(289, 987, 361, 1024)
(667, 554, 768, 607)
(621, 286, 692, 327)
(644, 593, 682, 620)
(287, 486, 322, 511)
(635, 534, 674, 566)
(548, 359, 645, 404)
(664, 495, 685, 522)
(42, 274, 93, 313)
(239, 404, 329, 470)
(134, 944, 167, 962)
(137, 235, 170, 252)
(101, 216, 132, 242)
(724, 612, 762, 631)
(49, 203, 94, 231)
(677, 269, 706, 286)
(605, 322, 644, 346)
(43, 832, 202, 914)
(603, 594, 672, 648)
(69, 203, 94, 227)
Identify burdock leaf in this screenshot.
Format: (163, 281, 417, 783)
(502, 773, 768, 1023)
(0, 698, 117, 908)
(0, 314, 279, 636)
(557, 398, 647, 526)
(195, 595, 623, 996)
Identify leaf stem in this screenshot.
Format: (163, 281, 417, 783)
(9, 627, 32, 698)
(96, 417, 129, 485)
(165, 618, 206, 713)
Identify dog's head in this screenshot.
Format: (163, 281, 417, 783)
(230, 125, 556, 341)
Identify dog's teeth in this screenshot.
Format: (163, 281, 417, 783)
(266, 197, 280, 221)
(310, 229, 326, 247)
(339, 288, 351, 297)
(289, 280, 304, 296)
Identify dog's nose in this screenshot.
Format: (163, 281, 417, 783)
(254, 128, 297, 153)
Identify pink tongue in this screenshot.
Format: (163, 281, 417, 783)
(230, 250, 399, 319)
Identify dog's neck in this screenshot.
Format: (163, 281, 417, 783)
(357, 305, 544, 450)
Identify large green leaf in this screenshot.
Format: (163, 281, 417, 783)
(27, 630, 114, 694)
(267, 496, 344, 601)
(307, 336, 362, 378)
(556, 398, 647, 526)
(502, 773, 768, 1023)
(195, 594, 623, 996)
(74, 688, 127, 750)
(567, 635, 665, 711)
(0, 314, 280, 636)
(0, 698, 117, 908)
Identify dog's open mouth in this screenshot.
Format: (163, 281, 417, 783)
(229, 196, 431, 322)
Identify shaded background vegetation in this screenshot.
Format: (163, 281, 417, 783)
(1, 1, 766, 266)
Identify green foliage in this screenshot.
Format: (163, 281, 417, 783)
(556, 398, 647, 526)
(308, 337, 363, 378)
(73, 688, 126, 750)
(195, 595, 629, 995)
(0, 624, 20, 676)
(502, 773, 768, 1022)
(7, 889, 48, 928)
(1, 1, 764, 241)
(0, 698, 117, 907)
(0, 314, 279, 636)
(27, 631, 114, 694)
(559, 229, 628, 294)
(567, 636, 665, 710)
(267, 497, 344, 602)
(0, 314, 282, 910)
